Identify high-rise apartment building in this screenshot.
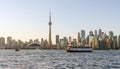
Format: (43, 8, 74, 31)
(41, 38, 44, 48)
(7, 37, 12, 49)
(94, 30, 97, 38)
(77, 32, 81, 42)
(56, 35, 59, 44)
(89, 36, 94, 47)
(11, 39, 16, 49)
(101, 32, 105, 39)
(60, 39, 65, 49)
(81, 30, 85, 39)
(109, 31, 113, 38)
(99, 29, 102, 37)
(68, 36, 72, 44)
(0, 37, 5, 49)
(89, 31, 93, 36)
(73, 39, 77, 47)
(59, 37, 68, 49)
(64, 37, 68, 49)
(81, 30, 85, 45)
(17, 39, 24, 49)
(113, 36, 117, 49)
(56, 35, 60, 49)
(44, 39, 48, 48)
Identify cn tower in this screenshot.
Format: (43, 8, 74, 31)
(48, 11, 52, 48)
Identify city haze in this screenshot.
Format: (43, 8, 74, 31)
(0, 0, 120, 44)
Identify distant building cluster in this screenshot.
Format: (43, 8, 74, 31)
(0, 37, 40, 49)
(0, 29, 119, 50)
(0, 36, 65, 49)
(55, 29, 120, 50)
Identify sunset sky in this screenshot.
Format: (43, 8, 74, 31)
(0, 0, 120, 43)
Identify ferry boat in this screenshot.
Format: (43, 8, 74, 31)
(66, 44, 93, 52)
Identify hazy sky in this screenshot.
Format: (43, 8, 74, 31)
(0, 0, 120, 43)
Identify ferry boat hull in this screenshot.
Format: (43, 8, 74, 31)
(66, 46, 93, 52)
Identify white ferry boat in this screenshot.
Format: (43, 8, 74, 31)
(66, 44, 93, 52)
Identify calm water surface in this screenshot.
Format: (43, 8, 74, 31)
(0, 50, 120, 69)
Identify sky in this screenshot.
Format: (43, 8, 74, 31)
(0, 0, 120, 43)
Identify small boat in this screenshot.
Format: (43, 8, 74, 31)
(15, 47, 20, 51)
(66, 44, 93, 52)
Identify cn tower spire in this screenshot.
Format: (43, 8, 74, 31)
(49, 10, 51, 23)
(48, 10, 52, 25)
(48, 10, 52, 48)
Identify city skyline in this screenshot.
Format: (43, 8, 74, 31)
(0, 0, 120, 43)
(0, 29, 119, 44)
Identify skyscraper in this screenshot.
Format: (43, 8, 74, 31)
(81, 30, 85, 45)
(99, 29, 102, 37)
(109, 31, 113, 37)
(0, 37, 5, 49)
(94, 30, 97, 37)
(63, 37, 68, 49)
(78, 32, 81, 42)
(56, 35, 59, 44)
(56, 35, 60, 49)
(7, 37, 12, 49)
(48, 11, 52, 48)
(81, 30, 85, 39)
(89, 31, 93, 36)
(68, 36, 72, 44)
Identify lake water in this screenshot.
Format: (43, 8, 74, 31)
(0, 50, 120, 69)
